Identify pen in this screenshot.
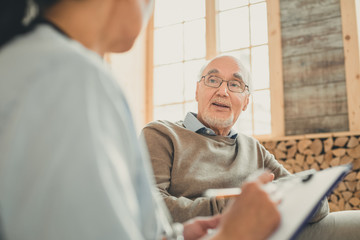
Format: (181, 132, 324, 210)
(203, 187, 242, 199)
(204, 169, 272, 199)
(203, 170, 315, 200)
(203, 183, 278, 199)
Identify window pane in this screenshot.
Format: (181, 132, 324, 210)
(154, 104, 184, 121)
(154, 0, 183, 27)
(253, 90, 271, 135)
(154, 24, 183, 65)
(250, 2, 268, 46)
(235, 97, 253, 136)
(184, 19, 206, 60)
(184, 101, 198, 114)
(183, 0, 205, 21)
(219, 7, 250, 51)
(184, 59, 206, 101)
(154, 63, 183, 105)
(218, 0, 249, 11)
(251, 45, 269, 90)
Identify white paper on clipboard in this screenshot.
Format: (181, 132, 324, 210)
(268, 164, 352, 240)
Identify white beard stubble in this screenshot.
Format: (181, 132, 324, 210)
(203, 112, 234, 129)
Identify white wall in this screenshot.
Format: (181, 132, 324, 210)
(107, 30, 147, 133)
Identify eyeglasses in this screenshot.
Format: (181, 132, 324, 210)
(200, 74, 249, 93)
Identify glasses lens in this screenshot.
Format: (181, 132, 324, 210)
(228, 80, 245, 93)
(205, 75, 222, 87)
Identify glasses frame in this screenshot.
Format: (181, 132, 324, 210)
(200, 74, 249, 93)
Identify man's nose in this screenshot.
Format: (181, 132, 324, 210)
(217, 81, 229, 96)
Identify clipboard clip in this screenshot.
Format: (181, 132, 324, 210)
(274, 169, 316, 184)
(302, 173, 313, 182)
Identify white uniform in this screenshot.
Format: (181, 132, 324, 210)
(0, 24, 162, 240)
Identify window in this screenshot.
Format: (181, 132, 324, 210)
(217, 0, 270, 136)
(151, 0, 271, 136)
(152, 0, 206, 122)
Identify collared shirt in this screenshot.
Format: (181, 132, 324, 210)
(183, 112, 238, 139)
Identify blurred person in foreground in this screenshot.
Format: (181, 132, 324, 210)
(0, 0, 281, 239)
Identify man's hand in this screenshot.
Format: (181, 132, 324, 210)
(212, 171, 281, 240)
(183, 215, 221, 240)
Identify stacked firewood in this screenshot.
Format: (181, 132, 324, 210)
(261, 136, 360, 212)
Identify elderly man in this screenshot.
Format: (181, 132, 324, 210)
(141, 55, 360, 239)
(141, 55, 300, 221)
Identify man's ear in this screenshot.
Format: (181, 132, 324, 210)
(242, 95, 250, 111)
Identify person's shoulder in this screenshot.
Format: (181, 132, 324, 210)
(143, 119, 186, 135)
(142, 120, 190, 143)
(3, 24, 106, 73)
(43, 26, 108, 75)
(0, 24, 123, 113)
(236, 132, 261, 145)
(145, 119, 184, 129)
(11, 25, 110, 79)
(45, 26, 117, 91)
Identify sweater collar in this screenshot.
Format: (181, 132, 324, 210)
(183, 112, 238, 139)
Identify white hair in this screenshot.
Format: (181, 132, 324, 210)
(198, 55, 253, 94)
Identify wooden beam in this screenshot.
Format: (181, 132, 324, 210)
(267, 0, 285, 137)
(340, 0, 360, 131)
(145, 16, 154, 124)
(205, 0, 217, 60)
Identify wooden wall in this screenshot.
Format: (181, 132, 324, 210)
(280, 0, 349, 135)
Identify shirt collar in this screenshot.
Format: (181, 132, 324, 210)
(34, 18, 70, 38)
(183, 112, 238, 139)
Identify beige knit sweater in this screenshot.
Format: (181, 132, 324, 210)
(141, 120, 329, 223)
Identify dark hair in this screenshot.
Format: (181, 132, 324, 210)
(0, 0, 59, 48)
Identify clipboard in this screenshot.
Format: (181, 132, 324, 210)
(268, 164, 352, 240)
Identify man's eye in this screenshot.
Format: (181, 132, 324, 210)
(230, 81, 241, 88)
(208, 77, 218, 84)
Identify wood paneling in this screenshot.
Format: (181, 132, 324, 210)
(285, 82, 348, 119)
(280, 0, 349, 135)
(285, 115, 349, 136)
(282, 49, 345, 88)
(281, 17, 343, 58)
(280, 0, 341, 28)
